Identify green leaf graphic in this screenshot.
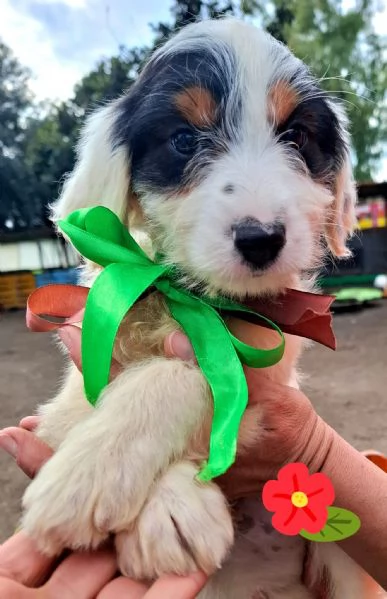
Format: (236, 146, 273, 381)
(299, 507, 361, 542)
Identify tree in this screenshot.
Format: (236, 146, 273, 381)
(22, 103, 78, 222)
(72, 48, 146, 112)
(151, 0, 236, 46)
(0, 41, 36, 231)
(0, 41, 32, 154)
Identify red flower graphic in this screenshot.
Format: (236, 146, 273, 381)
(262, 463, 335, 535)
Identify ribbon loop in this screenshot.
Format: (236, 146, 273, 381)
(59, 206, 151, 268)
(55, 206, 286, 479)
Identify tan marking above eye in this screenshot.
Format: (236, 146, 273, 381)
(268, 81, 299, 126)
(175, 86, 217, 127)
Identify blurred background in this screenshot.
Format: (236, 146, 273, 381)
(0, 0, 386, 539)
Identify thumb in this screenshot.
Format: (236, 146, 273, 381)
(0, 427, 53, 478)
(0, 577, 35, 597)
(144, 572, 207, 598)
(164, 331, 196, 362)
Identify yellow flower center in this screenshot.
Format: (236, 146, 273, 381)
(291, 491, 309, 508)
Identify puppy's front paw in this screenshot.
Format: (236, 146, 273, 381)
(116, 462, 234, 579)
(22, 439, 148, 555)
(22, 453, 108, 555)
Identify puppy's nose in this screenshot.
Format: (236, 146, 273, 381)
(233, 220, 286, 269)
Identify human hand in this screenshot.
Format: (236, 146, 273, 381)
(0, 426, 207, 598)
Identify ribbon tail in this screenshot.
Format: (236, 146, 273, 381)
(82, 263, 166, 404)
(26, 284, 89, 332)
(163, 290, 248, 481)
(230, 332, 285, 367)
(244, 289, 336, 350)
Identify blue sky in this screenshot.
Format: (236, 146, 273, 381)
(1, 0, 386, 179)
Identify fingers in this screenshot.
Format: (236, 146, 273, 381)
(43, 549, 117, 599)
(0, 531, 54, 587)
(58, 326, 83, 372)
(0, 427, 53, 478)
(0, 577, 35, 598)
(19, 416, 40, 432)
(97, 577, 148, 598)
(164, 331, 195, 362)
(98, 572, 207, 599)
(144, 572, 207, 598)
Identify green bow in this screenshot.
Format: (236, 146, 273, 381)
(59, 206, 285, 481)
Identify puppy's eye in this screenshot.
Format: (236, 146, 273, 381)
(171, 130, 197, 155)
(280, 127, 308, 150)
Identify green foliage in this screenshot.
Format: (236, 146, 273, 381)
(151, 1, 236, 46)
(0, 154, 34, 232)
(0, 42, 31, 153)
(0, 43, 35, 231)
(72, 48, 146, 111)
(22, 105, 78, 214)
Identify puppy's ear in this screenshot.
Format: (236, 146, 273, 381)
(324, 103, 357, 257)
(51, 101, 141, 227)
(325, 151, 357, 258)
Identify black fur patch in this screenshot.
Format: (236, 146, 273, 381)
(277, 96, 346, 182)
(113, 42, 238, 194)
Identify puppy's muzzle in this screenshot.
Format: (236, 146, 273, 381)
(232, 218, 286, 270)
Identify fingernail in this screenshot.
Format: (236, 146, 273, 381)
(0, 434, 18, 458)
(191, 570, 207, 583)
(170, 331, 195, 361)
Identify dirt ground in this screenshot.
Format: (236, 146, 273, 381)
(0, 304, 386, 541)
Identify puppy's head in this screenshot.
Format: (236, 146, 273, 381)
(53, 18, 356, 297)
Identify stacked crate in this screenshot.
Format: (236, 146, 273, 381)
(0, 268, 79, 310)
(0, 272, 36, 310)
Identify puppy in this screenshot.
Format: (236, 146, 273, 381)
(22, 18, 363, 598)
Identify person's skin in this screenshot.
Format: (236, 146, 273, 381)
(0, 327, 386, 594)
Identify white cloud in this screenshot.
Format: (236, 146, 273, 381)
(1, 0, 85, 101)
(0, 0, 171, 101)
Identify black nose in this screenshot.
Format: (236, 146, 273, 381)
(233, 220, 286, 269)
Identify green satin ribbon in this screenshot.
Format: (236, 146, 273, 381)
(59, 206, 285, 481)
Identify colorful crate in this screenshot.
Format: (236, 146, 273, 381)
(0, 272, 36, 310)
(0, 268, 80, 310)
(356, 198, 386, 230)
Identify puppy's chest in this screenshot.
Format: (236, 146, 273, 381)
(113, 292, 178, 364)
(229, 498, 308, 594)
(234, 498, 306, 566)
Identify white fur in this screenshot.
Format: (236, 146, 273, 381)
(52, 101, 131, 225)
(22, 17, 362, 599)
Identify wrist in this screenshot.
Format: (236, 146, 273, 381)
(296, 413, 336, 473)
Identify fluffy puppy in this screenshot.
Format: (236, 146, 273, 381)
(22, 18, 362, 599)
